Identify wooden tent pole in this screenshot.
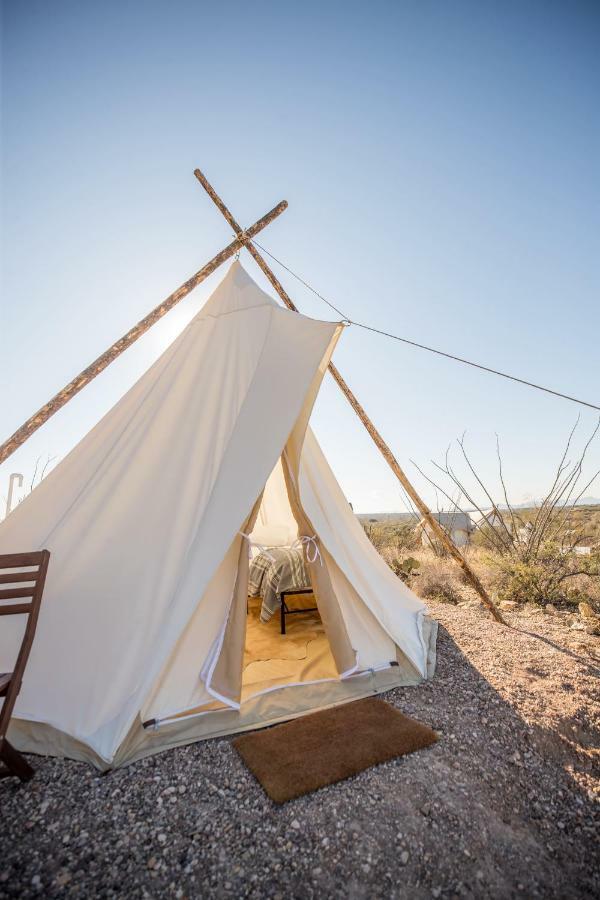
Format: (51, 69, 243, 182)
(325, 364, 506, 624)
(0, 200, 287, 466)
(194, 168, 506, 625)
(195, 169, 302, 313)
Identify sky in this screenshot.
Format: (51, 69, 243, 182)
(1, 0, 599, 515)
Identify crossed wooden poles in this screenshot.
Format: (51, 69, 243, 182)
(0, 170, 505, 624)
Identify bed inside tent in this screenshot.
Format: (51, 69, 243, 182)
(243, 456, 337, 700)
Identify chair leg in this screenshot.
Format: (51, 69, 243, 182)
(280, 597, 286, 634)
(0, 736, 35, 782)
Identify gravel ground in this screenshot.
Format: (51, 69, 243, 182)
(1, 601, 598, 899)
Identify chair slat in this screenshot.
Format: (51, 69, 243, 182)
(0, 587, 35, 600)
(0, 603, 33, 616)
(0, 572, 38, 584)
(0, 552, 44, 568)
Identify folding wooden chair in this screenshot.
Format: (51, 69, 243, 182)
(0, 550, 50, 782)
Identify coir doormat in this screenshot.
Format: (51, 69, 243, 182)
(233, 697, 438, 803)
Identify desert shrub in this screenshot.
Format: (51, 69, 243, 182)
(490, 543, 600, 608)
(409, 420, 600, 612)
(366, 523, 420, 559)
(409, 551, 466, 604)
(393, 524, 420, 552)
(419, 578, 464, 605)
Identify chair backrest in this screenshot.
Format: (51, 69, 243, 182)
(0, 550, 50, 737)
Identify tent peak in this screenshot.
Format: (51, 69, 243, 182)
(198, 260, 280, 320)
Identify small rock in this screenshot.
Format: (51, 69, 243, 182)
(545, 603, 558, 615)
(578, 601, 596, 619)
(500, 601, 518, 611)
(291, 819, 301, 830)
(400, 851, 409, 865)
(55, 871, 72, 887)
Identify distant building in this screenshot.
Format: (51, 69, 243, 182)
(469, 508, 505, 530)
(418, 512, 475, 548)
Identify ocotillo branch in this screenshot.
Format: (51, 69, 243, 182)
(0, 200, 287, 466)
(193, 167, 506, 625)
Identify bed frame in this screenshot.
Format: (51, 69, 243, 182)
(279, 588, 318, 635)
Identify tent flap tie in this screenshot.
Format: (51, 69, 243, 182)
(292, 534, 322, 565)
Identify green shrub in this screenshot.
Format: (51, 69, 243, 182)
(491, 543, 600, 608)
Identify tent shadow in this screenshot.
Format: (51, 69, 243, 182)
(362, 619, 600, 898)
(511, 625, 600, 674)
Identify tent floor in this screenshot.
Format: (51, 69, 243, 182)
(242, 597, 337, 701)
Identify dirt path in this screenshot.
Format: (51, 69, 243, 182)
(1, 603, 598, 899)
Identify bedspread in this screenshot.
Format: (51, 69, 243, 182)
(248, 548, 311, 623)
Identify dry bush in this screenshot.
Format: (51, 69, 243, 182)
(408, 550, 466, 605)
(411, 420, 600, 609)
(366, 523, 419, 562)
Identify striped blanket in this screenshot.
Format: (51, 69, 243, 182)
(248, 548, 311, 623)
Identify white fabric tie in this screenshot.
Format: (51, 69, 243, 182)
(238, 532, 275, 562)
(292, 534, 322, 565)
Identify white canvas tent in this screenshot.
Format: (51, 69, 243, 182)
(0, 262, 436, 769)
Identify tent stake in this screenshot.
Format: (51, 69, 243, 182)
(194, 168, 506, 626)
(0, 200, 287, 466)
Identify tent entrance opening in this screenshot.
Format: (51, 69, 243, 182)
(241, 457, 337, 700)
(242, 595, 337, 701)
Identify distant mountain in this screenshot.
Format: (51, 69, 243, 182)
(502, 497, 600, 510)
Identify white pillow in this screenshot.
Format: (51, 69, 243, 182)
(250, 523, 296, 548)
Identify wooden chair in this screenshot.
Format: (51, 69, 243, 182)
(0, 550, 50, 782)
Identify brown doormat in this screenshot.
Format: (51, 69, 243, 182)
(233, 697, 438, 803)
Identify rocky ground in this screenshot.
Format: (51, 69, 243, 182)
(1, 602, 598, 899)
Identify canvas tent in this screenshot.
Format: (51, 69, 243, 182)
(0, 262, 436, 769)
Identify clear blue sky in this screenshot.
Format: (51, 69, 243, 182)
(1, 0, 599, 514)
